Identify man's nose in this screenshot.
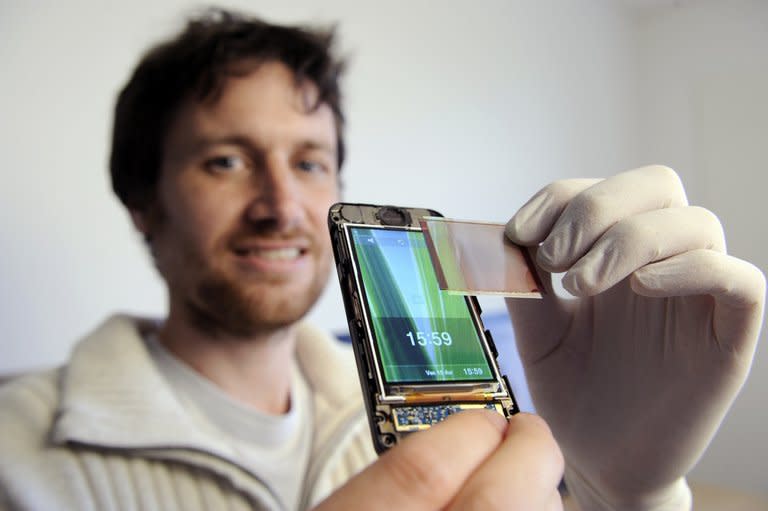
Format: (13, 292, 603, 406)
(245, 159, 303, 231)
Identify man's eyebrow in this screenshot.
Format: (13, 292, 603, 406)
(189, 136, 335, 156)
(298, 139, 336, 155)
(190, 135, 255, 152)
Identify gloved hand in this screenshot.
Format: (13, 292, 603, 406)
(504, 166, 765, 511)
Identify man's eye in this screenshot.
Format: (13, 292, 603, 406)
(204, 155, 245, 172)
(296, 160, 325, 173)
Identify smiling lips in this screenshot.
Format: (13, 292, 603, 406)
(234, 246, 303, 260)
(231, 240, 310, 272)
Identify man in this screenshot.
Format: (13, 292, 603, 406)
(0, 8, 763, 511)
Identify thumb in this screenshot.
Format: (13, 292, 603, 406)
(312, 410, 507, 511)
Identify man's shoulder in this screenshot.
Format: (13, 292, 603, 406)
(0, 367, 61, 412)
(0, 313, 153, 440)
(74, 313, 158, 352)
(0, 369, 65, 510)
(0, 368, 61, 450)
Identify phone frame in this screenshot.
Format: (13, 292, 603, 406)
(329, 203, 518, 453)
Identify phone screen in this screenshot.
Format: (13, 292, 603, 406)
(349, 226, 494, 383)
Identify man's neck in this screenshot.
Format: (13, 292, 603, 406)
(157, 308, 297, 416)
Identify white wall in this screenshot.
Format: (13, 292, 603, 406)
(3, 0, 764, 496)
(633, 0, 768, 494)
(0, 0, 639, 373)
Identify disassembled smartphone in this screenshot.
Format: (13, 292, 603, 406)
(329, 203, 519, 454)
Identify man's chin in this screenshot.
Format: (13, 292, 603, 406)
(189, 278, 322, 339)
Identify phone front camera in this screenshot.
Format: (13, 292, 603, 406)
(377, 206, 410, 226)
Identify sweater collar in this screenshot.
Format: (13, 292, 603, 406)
(52, 314, 359, 451)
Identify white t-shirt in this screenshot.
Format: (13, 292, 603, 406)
(145, 335, 312, 511)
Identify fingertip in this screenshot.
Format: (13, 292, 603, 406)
(629, 266, 658, 296)
(647, 164, 683, 192)
(536, 243, 569, 274)
(630, 164, 690, 207)
(504, 214, 527, 244)
(509, 178, 604, 247)
(509, 413, 565, 474)
(506, 186, 558, 245)
(553, 264, 605, 297)
(559, 271, 581, 296)
(507, 412, 556, 439)
(448, 408, 508, 436)
(482, 408, 510, 434)
(507, 209, 547, 246)
(535, 241, 555, 268)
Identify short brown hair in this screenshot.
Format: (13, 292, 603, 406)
(110, 8, 346, 212)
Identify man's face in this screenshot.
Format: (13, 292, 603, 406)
(143, 61, 340, 337)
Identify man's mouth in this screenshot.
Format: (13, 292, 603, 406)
(233, 247, 304, 261)
(234, 246, 307, 262)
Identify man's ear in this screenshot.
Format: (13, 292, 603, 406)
(129, 208, 157, 244)
(130, 209, 149, 234)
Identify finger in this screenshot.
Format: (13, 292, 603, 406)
(537, 165, 688, 272)
(631, 249, 766, 351)
(562, 206, 725, 296)
(313, 409, 506, 511)
(446, 414, 564, 511)
(506, 178, 601, 245)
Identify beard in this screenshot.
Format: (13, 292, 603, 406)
(148, 206, 333, 340)
(184, 266, 329, 339)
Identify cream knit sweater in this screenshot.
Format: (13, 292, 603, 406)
(0, 315, 376, 510)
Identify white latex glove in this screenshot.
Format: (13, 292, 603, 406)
(504, 166, 765, 511)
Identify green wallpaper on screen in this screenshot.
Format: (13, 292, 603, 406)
(351, 227, 492, 382)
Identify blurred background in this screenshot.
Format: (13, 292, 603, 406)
(1, 0, 766, 496)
